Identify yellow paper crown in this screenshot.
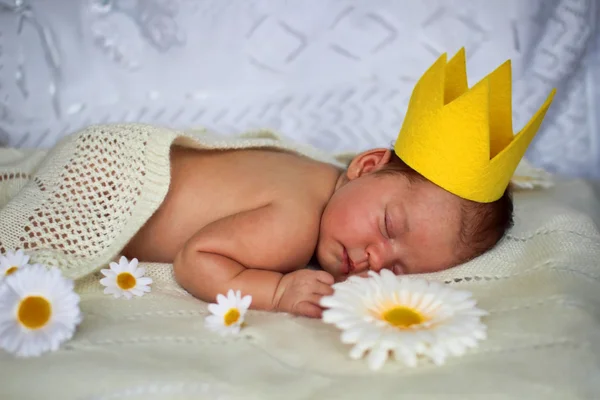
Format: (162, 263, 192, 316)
(394, 48, 556, 203)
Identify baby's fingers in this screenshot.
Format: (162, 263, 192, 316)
(295, 301, 323, 319)
(313, 282, 334, 297)
(314, 271, 335, 285)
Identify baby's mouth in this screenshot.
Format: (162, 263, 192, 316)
(341, 247, 355, 275)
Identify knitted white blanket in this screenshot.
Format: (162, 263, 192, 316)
(1, 124, 599, 399)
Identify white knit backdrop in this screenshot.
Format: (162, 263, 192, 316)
(0, 0, 599, 178)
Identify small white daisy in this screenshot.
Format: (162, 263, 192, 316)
(0, 249, 31, 281)
(99, 256, 152, 299)
(511, 159, 554, 189)
(0, 264, 82, 357)
(320, 270, 488, 371)
(205, 289, 252, 336)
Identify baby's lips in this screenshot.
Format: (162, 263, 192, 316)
(340, 247, 350, 275)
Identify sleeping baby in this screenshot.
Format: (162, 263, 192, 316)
(122, 48, 554, 319)
(123, 47, 556, 318)
(122, 144, 514, 318)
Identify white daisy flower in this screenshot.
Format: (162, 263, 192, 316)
(0, 264, 82, 357)
(511, 159, 554, 189)
(320, 270, 488, 371)
(205, 289, 252, 336)
(99, 256, 152, 299)
(0, 249, 31, 281)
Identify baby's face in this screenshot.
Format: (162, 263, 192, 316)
(316, 170, 464, 282)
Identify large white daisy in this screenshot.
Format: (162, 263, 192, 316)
(0, 264, 82, 357)
(0, 249, 31, 281)
(99, 256, 152, 299)
(320, 270, 488, 370)
(205, 289, 252, 336)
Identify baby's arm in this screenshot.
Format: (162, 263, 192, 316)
(173, 203, 334, 318)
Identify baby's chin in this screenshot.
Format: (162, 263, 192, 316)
(314, 255, 343, 282)
(325, 263, 349, 283)
(318, 262, 341, 281)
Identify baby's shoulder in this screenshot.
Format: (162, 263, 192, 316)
(286, 191, 322, 215)
(273, 189, 323, 231)
(263, 195, 323, 262)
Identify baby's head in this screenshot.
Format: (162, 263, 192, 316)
(316, 147, 513, 282)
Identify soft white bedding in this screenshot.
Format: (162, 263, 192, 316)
(1, 178, 599, 400)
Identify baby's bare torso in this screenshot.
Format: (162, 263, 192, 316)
(123, 146, 338, 265)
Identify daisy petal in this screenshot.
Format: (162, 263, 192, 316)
(240, 295, 252, 310)
(349, 341, 371, 360)
(134, 267, 147, 278)
(140, 285, 152, 293)
(128, 258, 139, 270)
(99, 277, 116, 287)
(208, 303, 224, 315)
(99, 269, 113, 277)
(367, 344, 390, 371)
(216, 293, 227, 305)
(136, 277, 153, 286)
(130, 288, 145, 297)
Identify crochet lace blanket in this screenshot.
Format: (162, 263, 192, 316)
(0, 123, 344, 280)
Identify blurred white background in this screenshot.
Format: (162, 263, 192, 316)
(0, 0, 599, 178)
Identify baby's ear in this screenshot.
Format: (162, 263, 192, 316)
(346, 148, 392, 180)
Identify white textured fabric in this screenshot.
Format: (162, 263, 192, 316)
(0, 123, 599, 399)
(0, 0, 599, 178)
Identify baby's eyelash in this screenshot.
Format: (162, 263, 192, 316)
(384, 212, 392, 238)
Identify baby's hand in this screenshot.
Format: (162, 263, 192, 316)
(275, 269, 334, 318)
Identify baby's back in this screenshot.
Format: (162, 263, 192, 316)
(123, 146, 337, 265)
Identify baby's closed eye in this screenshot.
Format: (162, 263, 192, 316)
(384, 210, 393, 239)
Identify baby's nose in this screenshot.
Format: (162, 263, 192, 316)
(366, 246, 386, 273)
(366, 240, 399, 273)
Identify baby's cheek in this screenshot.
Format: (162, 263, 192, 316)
(412, 223, 461, 271)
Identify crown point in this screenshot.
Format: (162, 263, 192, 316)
(452, 47, 466, 60)
(408, 52, 449, 115)
(445, 48, 469, 103)
(487, 60, 514, 158)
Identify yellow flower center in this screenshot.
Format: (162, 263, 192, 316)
(5, 266, 18, 275)
(223, 308, 241, 326)
(117, 272, 137, 290)
(18, 296, 52, 329)
(382, 306, 424, 328)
